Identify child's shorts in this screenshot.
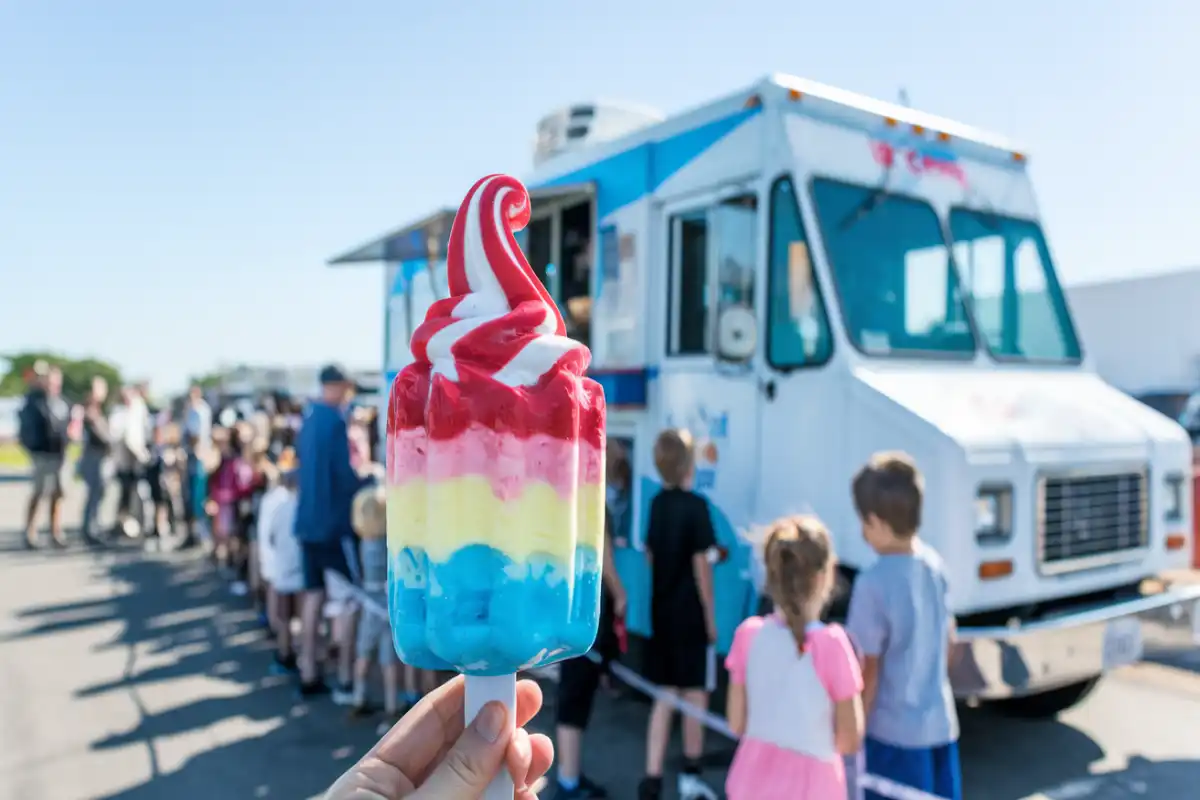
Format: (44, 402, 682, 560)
(355, 604, 398, 666)
(644, 636, 716, 693)
(863, 737, 962, 800)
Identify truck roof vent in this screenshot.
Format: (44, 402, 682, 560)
(534, 102, 664, 167)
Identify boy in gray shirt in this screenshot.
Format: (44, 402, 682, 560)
(846, 451, 962, 800)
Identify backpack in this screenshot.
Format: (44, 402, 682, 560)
(17, 395, 47, 453)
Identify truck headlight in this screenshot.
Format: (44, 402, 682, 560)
(975, 485, 1013, 543)
(1164, 473, 1185, 523)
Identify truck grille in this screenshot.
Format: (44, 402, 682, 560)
(1037, 470, 1148, 574)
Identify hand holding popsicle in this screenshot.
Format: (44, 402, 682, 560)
(324, 676, 553, 800)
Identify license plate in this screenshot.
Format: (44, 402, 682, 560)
(1102, 617, 1144, 671)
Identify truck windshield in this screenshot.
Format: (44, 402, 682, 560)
(949, 209, 1082, 362)
(810, 178, 975, 357)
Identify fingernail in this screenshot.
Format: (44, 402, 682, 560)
(474, 702, 506, 743)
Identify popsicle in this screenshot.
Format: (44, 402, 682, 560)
(386, 174, 606, 794)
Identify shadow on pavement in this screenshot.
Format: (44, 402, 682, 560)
(1013, 755, 1200, 799)
(8, 545, 380, 800)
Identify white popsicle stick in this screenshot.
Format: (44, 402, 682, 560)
(464, 673, 517, 800)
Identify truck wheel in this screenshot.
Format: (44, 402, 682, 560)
(989, 677, 1102, 719)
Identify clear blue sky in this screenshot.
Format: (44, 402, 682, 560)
(1, 1, 1195, 392)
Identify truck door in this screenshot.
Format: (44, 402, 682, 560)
(656, 184, 763, 652)
(752, 176, 848, 553)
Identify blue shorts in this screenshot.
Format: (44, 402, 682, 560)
(863, 737, 962, 800)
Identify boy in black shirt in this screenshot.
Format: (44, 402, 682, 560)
(639, 429, 719, 800)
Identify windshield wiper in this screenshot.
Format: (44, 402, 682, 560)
(839, 187, 888, 230)
(839, 149, 895, 230)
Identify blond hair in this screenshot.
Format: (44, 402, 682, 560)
(352, 484, 387, 540)
(653, 428, 694, 487)
(763, 515, 835, 654)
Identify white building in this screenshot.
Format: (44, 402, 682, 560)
(1066, 266, 1200, 397)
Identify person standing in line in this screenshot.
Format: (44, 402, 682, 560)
(845, 452, 962, 800)
(293, 365, 370, 698)
(639, 429, 720, 800)
(182, 385, 213, 536)
(79, 377, 112, 545)
(183, 385, 213, 449)
(110, 384, 151, 537)
(553, 446, 630, 799)
(722, 516, 864, 800)
(19, 362, 71, 549)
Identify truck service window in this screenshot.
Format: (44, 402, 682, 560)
(767, 176, 833, 368)
(949, 209, 1082, 363)
(667, 195, 759, 357)
(810, 178, 975, 357)
(668, 210, 710, 355)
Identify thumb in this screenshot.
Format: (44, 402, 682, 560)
(411, 701, 510, 799)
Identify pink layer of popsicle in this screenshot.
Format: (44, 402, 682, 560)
(387, 424, 603, 502)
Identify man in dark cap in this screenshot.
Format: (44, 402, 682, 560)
(293, 364, 369, 697)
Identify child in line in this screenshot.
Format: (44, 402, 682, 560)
(846, 451, 962, 800)
(554, 446, 630, 799)
(348, 482, 408, 727)
(206, 427, 255, 586)
(239, 440, 270, 604)
(724, 516, 864, 799)
(639, 429, 719, 800)
(258, 448, 303, 674)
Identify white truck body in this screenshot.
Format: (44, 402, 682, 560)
(335, 74, 1200, 702)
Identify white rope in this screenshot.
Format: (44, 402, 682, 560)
(324, 570, 949, 800)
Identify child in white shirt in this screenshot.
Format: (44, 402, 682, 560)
(258, 448, 303, 674)
(724, 515, 864, 800)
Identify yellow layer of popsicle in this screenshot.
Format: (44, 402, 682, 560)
(386, 476, 605, 564)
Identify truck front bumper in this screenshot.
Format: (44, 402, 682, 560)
(951, 584, 1200, 700)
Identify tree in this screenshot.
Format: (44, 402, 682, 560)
(0, 352, 124, 402)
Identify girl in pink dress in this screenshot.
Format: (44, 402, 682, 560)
(724, 516, 865, 799)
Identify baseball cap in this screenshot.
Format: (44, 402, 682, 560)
(319, 363, 350, 385)
(31, 359, 50, 378)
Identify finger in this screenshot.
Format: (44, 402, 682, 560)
(505, 727, 533, 789)
(514, 679, 543, 727)
(371, 675, 465, 782)
(410, 701, 511, 799)
(524, 732, 555, 787)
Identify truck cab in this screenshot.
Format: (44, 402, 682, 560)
(333, 74, 1200, 715)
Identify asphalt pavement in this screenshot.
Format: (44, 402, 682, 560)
(1, 480, 1200, 799)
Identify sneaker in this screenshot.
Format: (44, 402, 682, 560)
(331, 682, 357, 706)
(677, 772, 718, 800)
(270, 654, 297, 676)
(557, 775, 608, 798)
(297, 679, 331, 699)
(348, 702, 378, 720)
(636, 778, 662, 800)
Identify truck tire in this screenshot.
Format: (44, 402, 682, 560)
(989, 677, 1102, 719)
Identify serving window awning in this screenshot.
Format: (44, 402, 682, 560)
(326, 182, 595, 268)
(327, 209, 457, 267)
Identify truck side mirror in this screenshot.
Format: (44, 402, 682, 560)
(716, 305, 757, 363)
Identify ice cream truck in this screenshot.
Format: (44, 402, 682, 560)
(331, 73, 1200, 716)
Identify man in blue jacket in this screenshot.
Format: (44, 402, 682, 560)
(294, 364, 370, 696)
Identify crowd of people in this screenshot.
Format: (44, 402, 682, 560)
(15, 361, 962, 800)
